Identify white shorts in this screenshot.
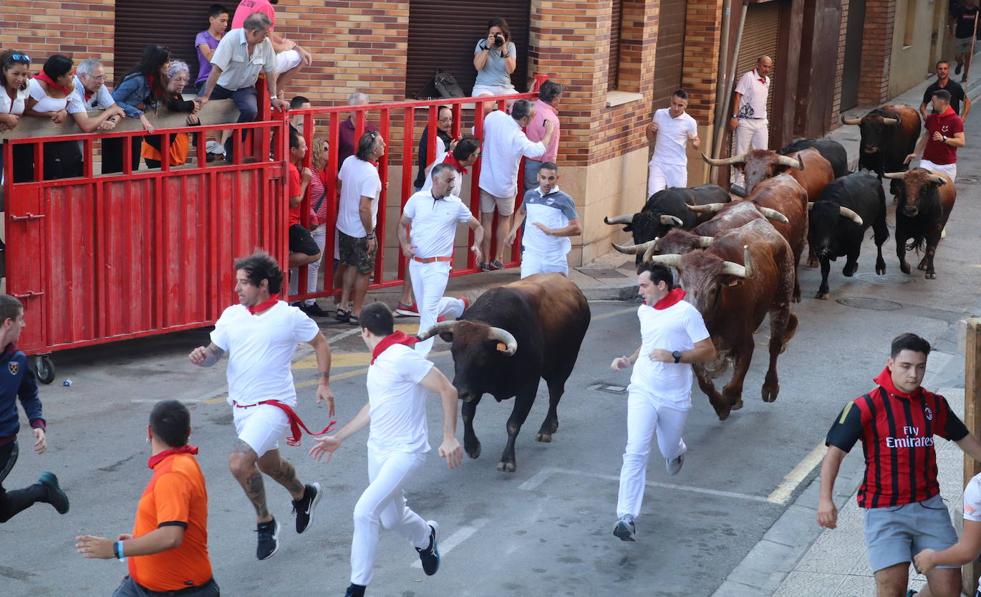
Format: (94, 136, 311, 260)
(233, 403, 290, 456)
(276, 50, 302, 74)
(648, 161, 688, 196)
(919, 159, 956, 182)
(471, 84, 517, 98)
(520, 250, 569, 278)
(479, 188, 516, 216)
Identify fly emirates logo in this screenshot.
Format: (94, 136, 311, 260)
(886, 426, 934, 449)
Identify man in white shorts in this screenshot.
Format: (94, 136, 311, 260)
(309, 302, 463, 597)
(610, 262, 716, 542)
(647, 89, 700, 196)
(188, 251, 334, 561)
(506, 162, 581, 278)
(477, 99, 553, 271)
(399, 163, 484, 356)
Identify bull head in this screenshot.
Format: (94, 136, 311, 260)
(416, 321, 518, 356)
(647, 246, 753, 279)
(701, 153, 746, 167)
(883, 171, 947, 185)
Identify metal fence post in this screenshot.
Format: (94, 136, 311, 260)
(964, 318, 981, 594)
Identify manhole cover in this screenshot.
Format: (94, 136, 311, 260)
(836, 297, 903, 311)
(589, 382, 627, 394)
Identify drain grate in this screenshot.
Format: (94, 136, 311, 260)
(589, 382, 627, 395)
(836, 297, 903, 311)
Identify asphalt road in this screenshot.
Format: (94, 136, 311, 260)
(4, 122, 981, 597)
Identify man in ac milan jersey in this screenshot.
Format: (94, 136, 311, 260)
(817, 333, 981, 597)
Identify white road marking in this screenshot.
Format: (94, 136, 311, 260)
(519, 467, 773, 504)
(767, 443, 826, 504)
(410, 518, 490, 569)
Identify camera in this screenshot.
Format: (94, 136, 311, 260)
(493, 33, 505, 48)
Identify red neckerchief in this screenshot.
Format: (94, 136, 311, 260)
(444, 153, 469, 175)
(874, 366, 924, 401)
(650, 288, 686, 310)
(754, 69, 766, 85)
(248, 296, 279, 315)
(35, 71, 73, 95)
(148, 445, 199, 469)
(371, 331, 419, 364)
(245, 401, 335, 447)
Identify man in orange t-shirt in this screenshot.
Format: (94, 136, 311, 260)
(76, 400, 218, 596)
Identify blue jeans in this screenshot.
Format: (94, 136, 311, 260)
(211, 85, 258, 160)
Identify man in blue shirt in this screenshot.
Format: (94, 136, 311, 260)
(0, 295, 69, 522)
(506, 162, 581, 278)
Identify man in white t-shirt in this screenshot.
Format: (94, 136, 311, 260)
(309, 302, 463, 597)
(609, 262, 716, 542)
(336, 131, 385, 324)
(478, 100, 554, 271)
(399, 163, 484, 356)
(188, 251, 334, 561)
(647, 89, 700, 196)
(729, 55, 773, 188)
(506, 162, 581, 278)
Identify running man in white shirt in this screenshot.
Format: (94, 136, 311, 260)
(309, 302, 463, 597)
(610, 262, 716, 542)
(506, 162, 581, 278)
(647, 89, 700, 196)
(188, 251, 335, 561)
(399, 163, 484, 356)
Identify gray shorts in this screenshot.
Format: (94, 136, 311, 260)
(862, 494, 958, 573)
(955, 36, 973, 55)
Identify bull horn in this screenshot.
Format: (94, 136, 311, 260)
(882, 171, 906, 180)
(612, 239, 657, 255)
(840, 115, 862, 125)
(758, 207, 790, 224)
(694, 236, 715, 248)
(881, 117, 899, 125)
(807, 202, 814, 211)
(838, 206, 864, 225)
(701, 152, 746, 166)
(927, 173, 948, 185)
(777, 155, 804, 170)
(647, 253, 684, 268)
(488, 326, 518, 356)
(660, 215, 684, 227)
(417, 321, 459, 342)
(604, 214, 633, 225)
(687, 202, 727, 214)
(721, 246, 753, 279)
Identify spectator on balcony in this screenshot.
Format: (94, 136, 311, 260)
(337, 92, 378, 171)
(72, 59, 121, 133)
(289, 94, 314, 136)
(524, 80, 562, 191)
(22, 54, 123, 180)
(420, 135, 481, 198)
(472, 17, 517, 98)
(336, 131, 384, 325)
(231, 0, 312, 95)
(106, 45, 172, 174)
(413, 106, 454, 191)
(198, 13, 289, 160)
(195, 4, 231, 94)
(288, 130, 322, 273)
(0, 50, 35, 183)
(477, 99, 553, 271)
(140, 61, 202, 169)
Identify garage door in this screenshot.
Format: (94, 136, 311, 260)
(735, 1, 781, 122)
(114, 0, 216, 84)
(406, 0, 530, 99)
(651, 0, 687, 110)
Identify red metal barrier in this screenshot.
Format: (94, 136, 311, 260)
(2, 76, 546, 369)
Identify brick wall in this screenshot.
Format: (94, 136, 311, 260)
(0, 0, 116, 76)
(857, 0, 895, 105)
(681, 0, 725, 126)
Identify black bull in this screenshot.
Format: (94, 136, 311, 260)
(417, 274, 591, 472)
(840, 104, 921, 178)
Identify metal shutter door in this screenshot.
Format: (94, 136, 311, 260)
(406, 1, 531, 99)
(114, 0, 217, 84)
(735, 1, 781, 120)
(651, 0, 687, 109)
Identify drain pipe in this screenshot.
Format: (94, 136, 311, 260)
(711, 1, 748, 181)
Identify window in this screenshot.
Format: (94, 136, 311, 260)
(903, 0, 915, 47)
(608, 0, 623, 91)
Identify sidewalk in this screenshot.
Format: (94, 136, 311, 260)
(712, 73, 981, 596)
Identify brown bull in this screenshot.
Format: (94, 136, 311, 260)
(883, 168, 957, 280)
(646, 219, 798, 420)
(703, 148, 834, 202)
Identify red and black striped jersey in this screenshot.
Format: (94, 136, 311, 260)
(826, 367, 968, 509)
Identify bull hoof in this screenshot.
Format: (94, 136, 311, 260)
(899, 262, 911, 275)
(465, 440, 482, 459)
(806, 258, 819, 268)
(842, 264, 857, 277)
(815, 290, 830, 300)
(876, 264, 886, 275)
(731, 399, 744, 411)
(715, 409, 731, 421)
(535, 432, 552, 443)
(497, 461, 516, 473)
(762, 387, 779, 403)
(925, 271, 937, 280)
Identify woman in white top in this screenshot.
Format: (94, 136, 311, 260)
(22, 54, 122, 180)
(472, 17, 518, 97)
(1, 50, 35, 184)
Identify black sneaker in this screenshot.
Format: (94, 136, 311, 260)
(345, 584, 366, 597)
(38, 472, 69, 514)
(256, 518, 280, 560)
(613, 515, 636, 542)
(415, 521, 440, 576)
(956, 61, 963, 75)
(301, 302, 331, 318)
(292, 482, 322, 534)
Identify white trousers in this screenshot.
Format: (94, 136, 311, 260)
(647, 160, 688, 197)
(616, 389, 690, 518)
(351, 449, 430, 586)
(289, 225, 327, 305)
(409, 259, 466, 356)
(920, 159, 957, 182)
(731, 119, 769, 186)
(519, 249, 569, 278)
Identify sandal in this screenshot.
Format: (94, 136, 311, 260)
(335, 308, 350, 323)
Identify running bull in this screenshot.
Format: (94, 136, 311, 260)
(883, 168, 957, 280)
(779, 138, 849, 179)
(840, 104, 921, 178)
(416, 274, 590, 472)
(702, 147, 834, 203)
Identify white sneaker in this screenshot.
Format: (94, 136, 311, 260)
(666, 453, 685, 476)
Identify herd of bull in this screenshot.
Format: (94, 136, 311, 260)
(603, 102, 957, 420)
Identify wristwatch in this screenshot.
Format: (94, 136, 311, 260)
(672, 350, 682, 364)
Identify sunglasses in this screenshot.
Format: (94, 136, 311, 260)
(4, 53, 31, 65)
